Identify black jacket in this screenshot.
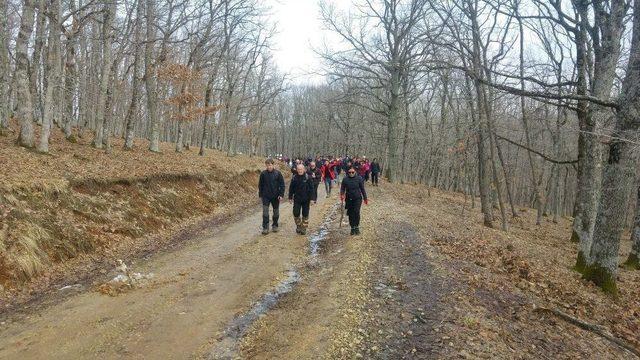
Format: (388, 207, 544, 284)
(307, 166, 322, 184)
(341, 174, 367, 202)
(289, 173, 316, 202)
(258, 169, 285, 200)
(371, 162, 381, 174)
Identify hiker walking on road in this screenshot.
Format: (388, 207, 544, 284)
(370, 159, 381, 186)
(291, 159, 302, 174)
(340, 167, 368, 236)
(258, 159, 285, 235)
(307, 161, 322, 202)
(320, 160, 336, 197)
(289, 164, 317, 235)
(335, 157, 344, 184)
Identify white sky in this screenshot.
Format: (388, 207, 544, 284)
(267, 0, 330, 85)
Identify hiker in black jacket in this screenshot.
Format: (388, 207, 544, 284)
(370, 159, 381, 186)
(340, 167, 368, 236)
(307, 161, 322, 202)
(258, 159, 285, 235)
(289, 164, 317, 235)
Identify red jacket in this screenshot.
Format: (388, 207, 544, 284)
(358, 162, 370, 177)
(321, 162, 336, 181)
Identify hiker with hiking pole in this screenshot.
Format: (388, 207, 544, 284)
(258, 158, 286, 235)
(340, 166, 368, 236)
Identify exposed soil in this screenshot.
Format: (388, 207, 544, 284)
(240, 185, 451, 359)
(240, 183, 639, 359)
(0, 188, 335, 359)
(0, 130, 279, 313)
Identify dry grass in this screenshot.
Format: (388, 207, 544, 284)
(0, 123, 270, 294)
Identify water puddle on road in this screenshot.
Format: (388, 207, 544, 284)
(209, 201, 341, 360)
(309, 202, 340, 257)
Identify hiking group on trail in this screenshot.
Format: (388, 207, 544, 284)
(258, 156, 380, 236)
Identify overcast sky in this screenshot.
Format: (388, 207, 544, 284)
(268, 0, 330, 85)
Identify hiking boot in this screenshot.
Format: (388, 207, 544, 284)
(272, 225, 279, 233)
(355, 227, 360, 235)
(261, 228, 269, 235)
(294, 217, 302, 234)
(300, 217, 309, 235)
(350, 228, 356, 236)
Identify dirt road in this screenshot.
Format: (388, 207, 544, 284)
(1, 183, 637, 359)
(0, 188, 337, 359)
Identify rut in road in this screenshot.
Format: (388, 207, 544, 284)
(209, 201, 340, 359)
(239, 184, 448, 359)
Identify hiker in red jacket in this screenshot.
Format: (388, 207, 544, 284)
(320, 161, 336, 198)
(357, 159, 368, 178)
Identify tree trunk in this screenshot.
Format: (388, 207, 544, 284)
(386, 67, 401, 183)
(103, 74, 114, 152)
(572, 0, 625, 271)
(92, 1, 115, 148)
(585, 130, 637, 294)
(16, 0, 36, 148)
(199, 80, 214, 156)
(30, 0, 46, 123)
(145, 0, 160, 152)
(124, 0, 144, 150)
(624, 186, 640, 270)
(0, 0, 9, 130)
(584, 7, 640, 293)
(495, 138, 518, 217)
(175, 121, 184, 153)
(37, 0, 61, 153)
(63, 19, 78, 141)
(468, 0, 493, 228)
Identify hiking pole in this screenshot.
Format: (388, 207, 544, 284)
(339, 200, 344, 227)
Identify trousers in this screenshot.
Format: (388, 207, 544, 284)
(262, 197, 280, 229)
(293, 200, 310, 219)
(346, 198, 362, 228)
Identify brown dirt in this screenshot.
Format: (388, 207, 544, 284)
(387, 184, 640, 359)
(0, 187, 336, 359)
(0, 127, 274, 312)
(240, 182, 639, 359)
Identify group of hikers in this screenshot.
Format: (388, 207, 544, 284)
(257, 156, 382, 237)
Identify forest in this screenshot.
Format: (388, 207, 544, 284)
(1, 0, 639, 299)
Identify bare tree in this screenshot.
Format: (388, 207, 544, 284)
(38, 0, 62, 153)
(15, 0, 37, 148)
(92, 0, 116, 148)
(123, 0, 144, 150)
(319, 0, 430, 183)
(0, 0, 10, 131)
(584, 5, 640, 293)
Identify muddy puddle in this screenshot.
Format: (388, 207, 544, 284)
(209, 201, 341, 359)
